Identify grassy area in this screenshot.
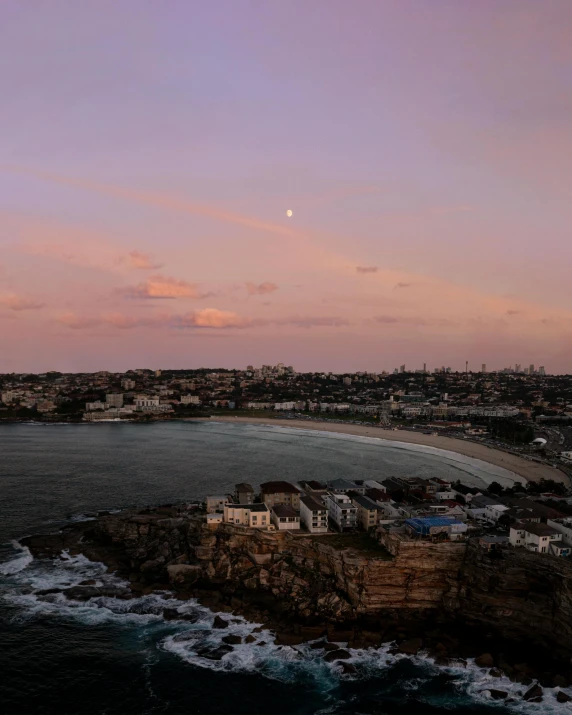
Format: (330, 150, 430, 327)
(305, 532, 393, 559)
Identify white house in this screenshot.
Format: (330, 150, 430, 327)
(223, 503, 270, 529)
(325, 493, 357, 531)
(300, 495, 329, 533)
(271, 504, 300, 530)
(206, 513, 223, 528)
(509, 522, 563, 554)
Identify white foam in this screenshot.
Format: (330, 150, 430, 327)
(0, 541, 33, 575)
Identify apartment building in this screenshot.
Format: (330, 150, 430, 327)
(325, 493, 357, 531)
(352, 495, 380, 531)
(509, 522, 563, 554)
(299, 495, 329, 533)
(260, 481, 301, 509)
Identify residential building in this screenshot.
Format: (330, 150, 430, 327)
(325, 492, 357, 531)
(299, 495, 329, 533)
(260, 481, 301, 509)
(223, 503, 270, 529)
(206, 513, 223, 528)
(363, 480, 386, 492)
(86, 401, 106, 411)
(509, 522, 563, 554)
(404, 516, 468, 541)
(106, 393, 124, 408)
(206, 495, 229, 513)
(326, 478, 366, 495)
(271, 504, 301, 530)
(352, 495, 380, 530)
(234, 482, 255, 504)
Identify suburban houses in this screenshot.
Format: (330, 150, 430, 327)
(201, 471, 572, 560)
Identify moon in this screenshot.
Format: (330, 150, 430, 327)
(286, 209, 293, 218)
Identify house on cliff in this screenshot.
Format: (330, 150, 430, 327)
(509, 521, 566, 555)
(260, 481, 301, 510)
(299, 495, 328, 533)
(224, 503, 270, 529)
(234, 483, 255, 504)
(271, 504, 301, 531)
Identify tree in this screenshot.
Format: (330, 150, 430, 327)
(488, 481, 504, 495)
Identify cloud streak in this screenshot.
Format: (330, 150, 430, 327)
(356, 266, 378, 274)
(118, 275, 213, 300)
(128, 251, 163, 270)
(0, 294, 45, 311)
(245, 282, 278, 296)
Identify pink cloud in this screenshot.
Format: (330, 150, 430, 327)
(394, 282, 412, 289)
(175, 308, 253, 329)
(246, 282, 279, 296)
(118, 275, 213, 299)
(0, 294, 45, 311)
(356, 266, 378, 274)
(128, 251, 163, 270)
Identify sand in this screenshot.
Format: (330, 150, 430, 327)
(211, 416, 570, 486)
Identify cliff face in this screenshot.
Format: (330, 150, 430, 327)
(31, 507, 572, 659)
(455, 541, 572, 658)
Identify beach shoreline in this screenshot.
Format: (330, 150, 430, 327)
(210, 416, 569, 486)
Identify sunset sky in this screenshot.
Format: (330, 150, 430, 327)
(1, 0, 571, 373)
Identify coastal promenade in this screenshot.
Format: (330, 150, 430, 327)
(212, 416, 570, 486)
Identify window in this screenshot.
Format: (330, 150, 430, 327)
(252, 516, 257, 523)
(541, 547, 546, 553)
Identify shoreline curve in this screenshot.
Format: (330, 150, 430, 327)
(210, 416, 570, 487)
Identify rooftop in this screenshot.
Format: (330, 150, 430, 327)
(522, 522, 561, 537)
(352, 495, 380, 510)
(260, 481, 300, 494)
(300, 495, 327, 512)
(229, 503, 269, 513)
(272, 504, 299, 518)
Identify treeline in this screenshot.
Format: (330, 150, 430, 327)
(489, 419, 534, 444)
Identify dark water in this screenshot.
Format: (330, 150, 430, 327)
(0, 422, 551, 713)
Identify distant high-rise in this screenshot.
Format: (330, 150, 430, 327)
(529, 364, 535, 375)
(423, 363, 427, 373)
(538, 366, 546, 376)
(399, 364, 406, 373)
(515, 364, 521, 373)
(481, 364, 487, 373)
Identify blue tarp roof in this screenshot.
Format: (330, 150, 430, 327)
(405, 516, 462, 533)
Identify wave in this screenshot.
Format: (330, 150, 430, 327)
(0, 541, 33, 575)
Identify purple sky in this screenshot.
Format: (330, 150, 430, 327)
(1, 0, 571, 373)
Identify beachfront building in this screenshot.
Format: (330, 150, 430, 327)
(351, 495, 380, 531)
(299, 495, 329, 533)
(234, 483, 255, 504)
(260, 481, 301, 510)
(326, 478, 366, 495)
(223, 503, 270, 529)
(206, 495, 229, 513)
(325, 493, 358, 531)
(271, 504, 301, 531)
(509, 522, 565, 554)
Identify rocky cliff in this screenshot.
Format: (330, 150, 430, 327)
(23, 505, 572, 666)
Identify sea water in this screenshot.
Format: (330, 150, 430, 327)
(0, 421, 566, 713)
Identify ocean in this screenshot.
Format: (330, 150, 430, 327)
(0, 421, 562, 713)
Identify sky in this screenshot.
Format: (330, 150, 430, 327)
(1, 0, 571, 374)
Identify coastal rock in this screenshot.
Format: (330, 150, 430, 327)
(488, 689, 508, 700)
(475, 653, 495, 668)
(212, 615, 229, 629)
(398, 638, 423, 656)
(222, 634, 242, 645)
(339, 662, 357, 675)
(324, 649, 351, 662)
(523, 684, 543, 701)
(244, 634, 256, 644)
(557, 691, 572, 703)
(166, 564, 201, 585)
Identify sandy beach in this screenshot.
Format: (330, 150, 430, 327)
(211, 416, 570, 486)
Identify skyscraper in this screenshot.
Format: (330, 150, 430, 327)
(529, 364, 535, 375)
(481, 364, 487, 373)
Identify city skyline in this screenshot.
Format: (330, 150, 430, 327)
(1, 1, 571, 373)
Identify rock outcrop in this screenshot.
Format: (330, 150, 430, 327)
(21, 504, 572, 673)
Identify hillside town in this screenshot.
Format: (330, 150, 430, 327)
(203, 473, 572, 560)
(2, 364, 572, 467)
